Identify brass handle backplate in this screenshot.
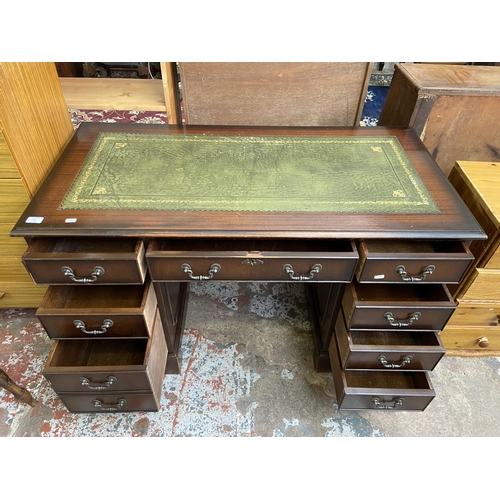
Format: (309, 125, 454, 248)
(378, 354, 413, 369)
(92, 398, 126, 411)
(283, 263, 322, 281)
(74, 319, 114, 335)
(371, 397, 405, 409)
(181, 263, 221, 280)
(62, 265, 105, 283)
(80, 376, 117, 390)
(395, 264, 435, 282)
(384, 312, 421, 327)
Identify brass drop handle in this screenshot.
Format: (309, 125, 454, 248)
(92, 398, 126, 411)
(371, 397, 405, 409)
(395, 264, 435, 282)
(478, 337, 490, 348)
(283, 263, 322, 281)
(384, 312, 421, 327)
(80, 376, 117, 390)
(74, 319, 114, 335)
(378, 354, 413, 368)
(62, 265, 105, 283)
(181, 263, 221, 280)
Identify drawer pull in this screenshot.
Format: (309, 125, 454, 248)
(478, 337, 490, 348)
(283, 263, 322, 281)
(80, 376, 117, 390)
(378, 354, 413, 368)
(92, 398, 126, 411)
(62, 265, 105, 283)
(181, 263, 221, 280)
(73, 319, 114, 335)
(395, 264, 435, 282)
(371, 397, 405, 409)
(384, 311, 421, 327)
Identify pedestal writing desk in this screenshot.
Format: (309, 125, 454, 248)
(11, 123, 485, 412)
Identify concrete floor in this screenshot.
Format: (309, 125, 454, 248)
(2, 281, 500, 437)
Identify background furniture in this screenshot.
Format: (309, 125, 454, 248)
(441, 161, 500, 355)
(178, 62, 372, 126)
(0, 62, 74, 308)
(0, 368, 37, 406)
(378, 63, 500, 177)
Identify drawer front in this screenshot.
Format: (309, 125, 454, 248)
(44, 311, 167, 393)
(37, 281, 157, 339)
(484, 245, 500, 269)
(356, 240, 474, 284)
(57, 392, 160, 413)
(439, 326, 500, 351)
(329, 331, 435, 411)
(335, 310, 445, 371)
(342, 282, 456, 331)
(146, 239, 358, 283)
(460, 269, 500, 301)
(22, 238, 147, 285)
(445, 301, 500, 328)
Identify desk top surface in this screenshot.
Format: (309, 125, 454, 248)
(11, 123, 485, 240)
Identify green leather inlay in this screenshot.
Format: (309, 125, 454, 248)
(59, 133, 439, 213)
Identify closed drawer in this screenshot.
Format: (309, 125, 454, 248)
(355, 240, 474, 284)
(460, 269, 500, 301)
(329, 330, 435, 411)
(342, 281, 456, 331)
(36, 280, 157, 339)
(445, 300, 500, 328)
(43, 309, 167, 411)
(440, 325, 500, 351)
(335, 309, 445, 371)
(22, 237, 147, 285)
(57, 393, 161, 413)
(146, 238, 358, 283)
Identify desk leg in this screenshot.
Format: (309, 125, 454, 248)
(154, 281, 188, 375)
(305, 283, 345, 373)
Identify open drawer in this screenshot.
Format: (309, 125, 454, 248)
(342, 281, 456, 331)
(146, 238, 358, 283)
(355, 240, 474, 284)
(329, 330, 435, 411)
(22, 237, 147, 285)
(36, 280, 157, 339)
(334, 309, 445, 371)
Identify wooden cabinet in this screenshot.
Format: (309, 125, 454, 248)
(379, 63, 500, 177)
(0, 63, 74, 307)
(441, 161, 500, 354)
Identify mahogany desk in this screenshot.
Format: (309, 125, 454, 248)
(11, 123, 486, 412)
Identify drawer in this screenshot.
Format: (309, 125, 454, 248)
(355, 240, 474, 284)
(335, 309, 445, 371)
(44, 309, 167, 408)
(22, 237, 147, 285)
(329, 330, 435, 411)
(342, 281, 456, 331)
(484, 244, 500, 269)
(36, 280, 157, 339)
(440, 326, 500, 351)
(460, 269, 500, 301)
(56, 392, 162, 413)
(146, 238, 358, 283)
(445, 300, 500, 328)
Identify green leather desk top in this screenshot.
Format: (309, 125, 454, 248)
(59, 132, 439, 213)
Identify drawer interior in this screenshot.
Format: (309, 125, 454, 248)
(354, 283, 450, 302)
(48, 339, 148, 367)
(350, 330, 441, 346)
(149, 238, 354, 254)
(24, 237, 141, 256)
(40, 285, 147, 309)
(344, 370, 429, 389)
(361, 240, 467, 254)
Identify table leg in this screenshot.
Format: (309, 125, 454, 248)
(305, 283, 345, 372)
(0, 369, 37, 407)
(154, 281, 189, 374)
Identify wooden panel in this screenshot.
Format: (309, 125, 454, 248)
(445, 300, 500, 327)
(160, 62, 180, 124)
(460, 269, 500, 300)
(0, 62, 74, 197)
(440, 326, 500, 351)
(485, 246, 500, 268)
(0, 130, 20, 178)
(379, 64, 500, 177)
(0, 178, 30, 215)
(179, 62, 372, 126)
(0, 280, 47, 308)
(60, 77, 167, 112)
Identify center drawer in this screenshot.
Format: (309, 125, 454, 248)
(342, 280, 456, 331)
(22, 237, 147, 285)
(355, 240, 474, 284)
(36, 280, 157, 339)
(146, 238, 358, 283)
